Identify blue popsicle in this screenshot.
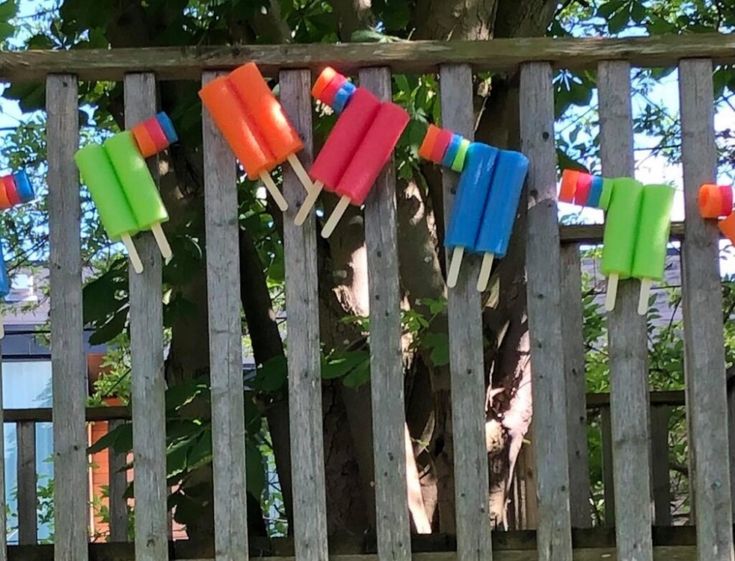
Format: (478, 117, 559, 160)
(442, 134, 462, 168)
(12, 170, 35, 203)
(474, 149, 529, 291)
(333, 82, 356, 113)
(444, 142, 498, 287)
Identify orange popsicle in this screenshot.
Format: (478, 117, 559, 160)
(228, 63, 312, 193)
(199, 76, 287, 211)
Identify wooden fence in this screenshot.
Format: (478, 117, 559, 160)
(1, 32, 734, 561)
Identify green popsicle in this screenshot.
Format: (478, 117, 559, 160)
(632, 184, 674, 281)
(74, 144, 139, 241)
(601, 177, 643, 279)
(103, 131, 169, 229)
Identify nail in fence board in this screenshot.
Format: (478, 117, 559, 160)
(679, 57, 735, 561)
(17, 421, 37, 545)
(559, 244, 592, 528)
(47, 74, 88, 561)
(519, 62, 573, 561)
(439, 63, 492, 561)
(201, 71, 249, 561)
(123, 73, 169, 561)
(360, 66, 411, 561)
(279, 69, 329, 561)
(598, 60, 653, 561)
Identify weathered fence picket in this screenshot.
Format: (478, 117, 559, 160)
(599, 60, 654, 561)
(108, 419, 129, 542)
(47, 73, 88, 561)
(679, 57, 734, 561)
(559, 244, 592, 528)
(361, 67, 412, 561)
(280, 69, 329, 561)
(650, 406, 672, 526)
(520, 61, 573, 561)
(202, 71, 250, 561)
(124, 73, 169, 561)
(439, 63, 492, 561)
(17, 421, 37, 545)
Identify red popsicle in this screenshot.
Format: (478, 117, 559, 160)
(294, 88, 381, 226)
(322, 102, 409, 237)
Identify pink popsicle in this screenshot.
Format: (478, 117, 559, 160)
(335, 102, 410, 205)
(310, 88, 382, 192)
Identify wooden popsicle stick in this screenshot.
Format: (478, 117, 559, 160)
(294, 180, 324, 226)
(447, 246, 464, 288)
(151, 223, 173, 264)
(476, 252, 495, 292)
(122, 234, 144, 274)
(604, 272, 619, 311)
(321, 195, 350, 238)
(259, 172, 289, 211)
(287, 153, 315, 194)
(637, 278, 652, 316)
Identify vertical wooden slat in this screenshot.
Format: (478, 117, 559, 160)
(202, 71, 249, 561)
(598, 60, 653, 561)
(679, 57, 734, 561)
(360, 67, 411, 561)
(47, 73, 88, 561)
(0, 358, 6, 561)
(519, 62, 573, 561)
(650, 406, 672, 526)
(280, 69, 328, 561)
(439, 64, 492, 561)
(17, 421, 37, 545)
(560, 244, 591, 528)
(108, 419, 129, 542)
(600, 406, 615, 525)
(124, 73, 168, 561)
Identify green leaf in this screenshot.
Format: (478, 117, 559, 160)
(421, 332, 449, 367)
(89, 307, 128, 345)
(252, 354, 288, 393)
(321, 350, 369, 380)
(246, 441, 265, 499)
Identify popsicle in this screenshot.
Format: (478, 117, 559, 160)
(475, 150, 529, 291)
(75, 143, 144, 273)
(0, 241, 9, 338)
(698, 184, 733, 218)
(199, 76, 286, 211)
(559, 169, 611, 210)
(228, 62, 313, 194)
(294, 86, 381, 226)
(104, 131, 172, 263)
(559, 169, 579, 203)
(631, 184, 674, 314)
(601, 177, 644, 311)
(719, 212, 735, 245)
(11, 171, 35, 203)
(443, 143, 498, 287)
(0, 170, 36, 208)
(322, 101, 410, 237)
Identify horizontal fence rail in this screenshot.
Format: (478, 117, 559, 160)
(0, 33, 734, 81)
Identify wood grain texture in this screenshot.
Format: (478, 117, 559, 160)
(17, 422, 37, 545)
(559, 245, 591, 529)
(679, 57, 734, 561)
(46, 74, 88, 561)
(108, 420, 129, 542)
(360, 66, 411, 561)
(201, 71, 249, 561)
(439, 64, 492, 561)
(124, 73, 168, 561)
(519, 62, 573, 561)
(279, 69, 329, 561)
(598, 60, 654, 561)
(599, 407, 615, 526)
(4, 34, 735, 81)
(650, 406, 672, 526)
